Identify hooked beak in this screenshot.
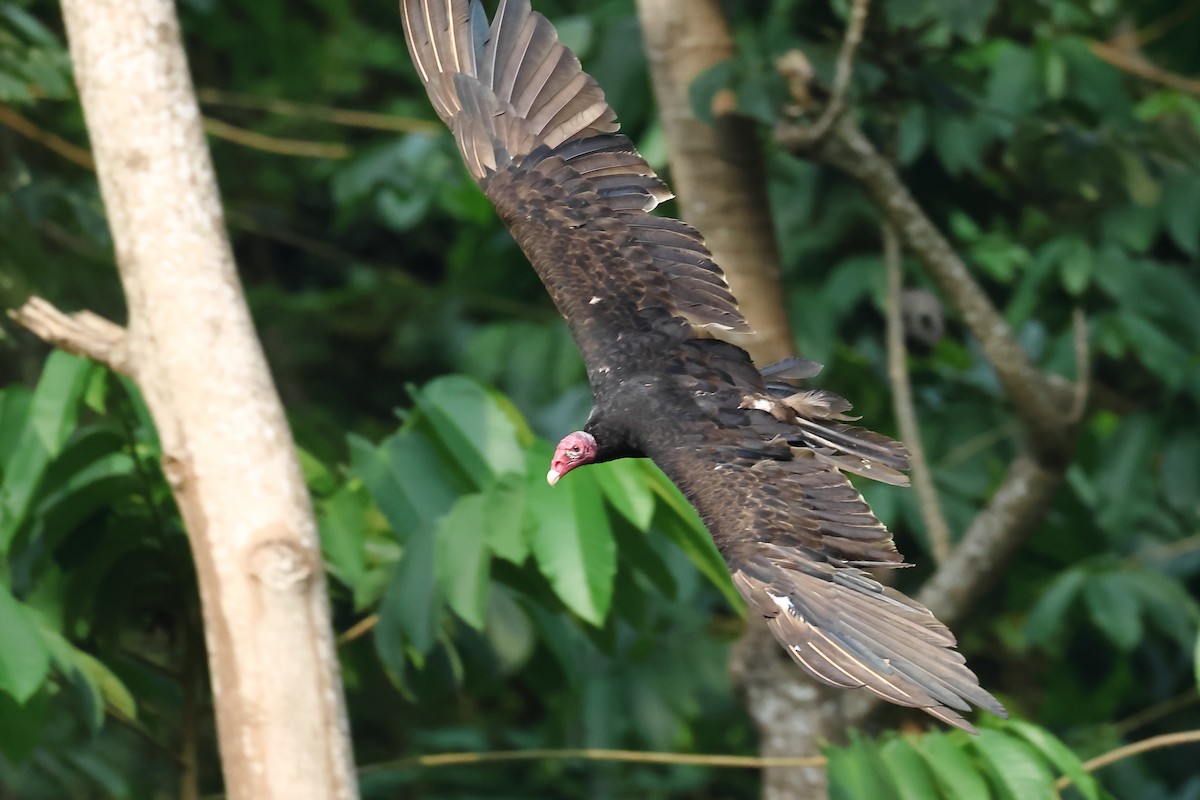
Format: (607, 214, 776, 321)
(546, 467, 563, 487)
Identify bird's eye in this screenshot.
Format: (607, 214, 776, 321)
(567, 446, 582, 459)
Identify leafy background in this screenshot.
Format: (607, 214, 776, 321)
(1, 0, 1199, 797)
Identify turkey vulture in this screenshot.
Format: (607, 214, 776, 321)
(400, 0, 1006, 731)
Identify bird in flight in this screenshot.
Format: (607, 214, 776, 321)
(400, 0, 1006, 731)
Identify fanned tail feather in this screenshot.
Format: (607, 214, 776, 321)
(733, 549, 1007, 733)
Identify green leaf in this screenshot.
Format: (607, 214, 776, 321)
(828, 733, 900, 800)
(987, 42, 1038, 117)
(0, 386, 32, 466)
(1122, 569, 1198, 649)
(973, 728, 1057, 800)
(485, 586, 536, 675)
(594, 459, 655, 530)
(886, 0, 935, 30)
(611, 515, 677, 600)
(935, 0, 996, 41)
(897, 105, 928, 165)
(1118, 151, 1160, 208)
(2, 6, 62, 47)
(483, 473, 528, 564)
(1005, 720, 1101, 800)
(525, 448, 616, 626)
(348, 431, 458, 539)
(31, 451, 137, 555)
(297, 447, 339, 497)
(1164, 170, 1200, 255)
(318, 484, 369, 594)
(1120, 315, 1189, 389)
(1024, 567, 1085, 651)
(933, 114, 990, 175)
(650, 474, 742, 610)
(1039, 43, 1067, 99)
(880, 737, 942, 800)
(0, 584, 50, 703)
(435, 494, 491, 630)
(1083, 570, 1143, 651)
(552, 15, 593, 56)
(39, 627, 107, 729)
(1100, 205, 1159, 253)
(0, 689, 49, 763)
(71, 649, 137, 722)
(1059, 239, 1093, 296)
(379, 525, 441, 662)
(29, 352, 94, 453)
(914, 731, 992, 800)
(413, 376, 526, 486)
(0, 352, 94, 551)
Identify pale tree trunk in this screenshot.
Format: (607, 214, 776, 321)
(23, 1, 360, 797)
(635, 2, 833, 798)
(636, 0, 795, 365)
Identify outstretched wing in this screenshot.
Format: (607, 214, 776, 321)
(646, 345, 1007, 732)
(401, 0, 750, 370)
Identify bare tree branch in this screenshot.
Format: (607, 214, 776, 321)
(9, 297, 131, 375)
(45, 1, 359, 797)
(915, 453, 1066, 626)
(778, 0, 871, 148)
(779, 113, 1074, 458)
(636, 0, 794, 364)
(883, 224, 951, 563)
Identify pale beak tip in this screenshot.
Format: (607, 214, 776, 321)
(546, 468, 561, 487)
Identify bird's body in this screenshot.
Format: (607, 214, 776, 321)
(401, 0, 1006, 731)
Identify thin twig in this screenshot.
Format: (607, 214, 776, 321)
(1136, 533, 1200, 564)
(359, 747, 828, 773)
(0, 104, 95, 169)
(1055, 730, 1200, 791)
(0, 104, 351, 165)
(197, 88, 440, 134)
(778, 0, 870, 147)
(1107, 2, 1200, 51)
(1067, 308, 1091, 424)
(939, 420, 1021, 469)
(1114, 690, 1199, 737)
(883, 222, 952, 563)
(201, 747, 828, 799)
(336, 613, 379, 645)
(201, 117, 350, 159)
(1088, 39, 1200, 97)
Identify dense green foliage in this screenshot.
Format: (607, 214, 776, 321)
(1, 0, 1199, 797)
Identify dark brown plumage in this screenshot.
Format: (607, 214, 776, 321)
(401, 0, 1006, 732)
